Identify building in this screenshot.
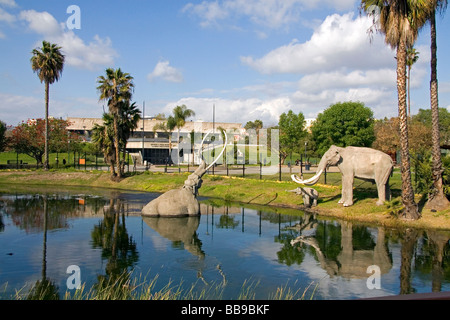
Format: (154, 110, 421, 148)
(66, 117, 243, 165)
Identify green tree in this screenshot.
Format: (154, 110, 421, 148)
(244, 120, 263, 131)
(172, 104, 195, 144)
(0, 120, 7, 152)
(30, 41, 65, 170)
(97, 68, 134, 179)
(9, 118, 76, 166)
(153, 116, 177, 164)
(413, 108, 450, 146)
(92, 113, 117, 176)
(118, 101, 141, 171)
(311, 101, 375, 155)
(361, 0, 430, 220)
(278, 110, 306, 164)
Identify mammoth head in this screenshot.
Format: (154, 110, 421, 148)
(291, 145, 343, 186)
(321, 145, 342, 168)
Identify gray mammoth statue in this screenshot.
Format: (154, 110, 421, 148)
(142, 129, 227, 217)
(291, 145, 393, 207)
(287, 187, 319, 208)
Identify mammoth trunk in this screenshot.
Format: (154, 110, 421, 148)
(291, 158, 326, 186)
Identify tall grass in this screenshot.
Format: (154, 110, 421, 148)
(7, 270, 317, 300)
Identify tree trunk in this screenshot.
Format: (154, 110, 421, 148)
(397, 41, 420, 220)
(426, 10, 449, 211)
(44, 81, 50, 170)
(113, 113, 122, 179)
(407, 65, 411, 118)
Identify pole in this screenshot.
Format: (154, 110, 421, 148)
(142, 101, 145, 165)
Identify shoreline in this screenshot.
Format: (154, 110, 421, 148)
(0, 169, 449, 232)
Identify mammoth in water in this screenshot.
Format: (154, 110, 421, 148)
(291, 145, 393, 207)
(142, 130, 227, 217)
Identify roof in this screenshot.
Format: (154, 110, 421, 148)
(66, 117, 243, 133)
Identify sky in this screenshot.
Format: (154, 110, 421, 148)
(1, 0, 450, 127)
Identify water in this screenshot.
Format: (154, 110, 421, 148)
(1, 185, 450, 300)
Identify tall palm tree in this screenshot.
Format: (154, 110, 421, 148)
(361, 0, 430, 220)
(426, 0, 449, 210)
(172, 105, 195, 165)
(406, 46, 419, 118)
(31, 41, 65, 170)
(153, 116, 177, 165)
(118, 101, 141, 172)
(97, 68, 134, 179)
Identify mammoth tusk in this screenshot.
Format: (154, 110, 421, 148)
(198, 129, 228, 171)
(291, 169, 323, 186)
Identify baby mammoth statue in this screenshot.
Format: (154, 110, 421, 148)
(288, 187, 319, 208)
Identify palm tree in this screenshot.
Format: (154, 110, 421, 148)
(406, 46, 419, 118)
(31, 41, 65, 170)
(92, 113, 117, 177)
(172, 105, 195, 165)
(426, 0, 449, 210)
(361, 0, 430, 220)
(153, 116, 177, 165)
(97, 68, 134, 179)
(118, 101, 141, 172)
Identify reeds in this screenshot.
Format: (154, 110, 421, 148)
(6, 270, 317, 300)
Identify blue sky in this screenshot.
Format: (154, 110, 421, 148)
(1, 0, 449, 127)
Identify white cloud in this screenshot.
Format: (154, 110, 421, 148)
(19, 10, 117, 70)
(0, 0, 17, 8)
(241, 13, 395, 74)
(148, 60, 184, 83)
(0, 7, 15, 23)
(183, 0, 358, 30)
(0, 92, 104, 126)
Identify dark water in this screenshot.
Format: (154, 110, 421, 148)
(1, 185, 450, 300)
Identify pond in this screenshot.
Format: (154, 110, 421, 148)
(1, 185, 450, 300)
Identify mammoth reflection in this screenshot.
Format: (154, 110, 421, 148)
(291, 222, 392, 279)
(143, 216, 204, 258)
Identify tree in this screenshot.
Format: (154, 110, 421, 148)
(118, 101, 141, 172)
(278, 110, 306, 164)
(92, 114, 117, 176)
(153, 116, 177, 164)
(311, 101, 375, 155)
(413, 108, 450, 146)
(9, 118, 77, 165)
(31, 41, 65, 170)
(425, 0, 449, 210)
(361, 0, 430, 220)
(97, 68, 134, 179)
(406, 46, 419, 118)
(0, 120, 7, 152)
(171, 105, 195, 165)
(244, 120, 263, 132)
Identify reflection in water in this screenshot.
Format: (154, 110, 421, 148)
(91, 197, 139, 291)
(1, 187, 450, 299)
(291, 222, 392, 279)
(143, 216, 204, 258)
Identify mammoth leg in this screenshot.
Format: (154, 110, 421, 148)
(341, 174, 354, 207)
(302, 194, 311, 208)
(375, 168, 392, 206)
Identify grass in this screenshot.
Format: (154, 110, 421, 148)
(6, 270, 315, 301)
(0, 166, 449, 230)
